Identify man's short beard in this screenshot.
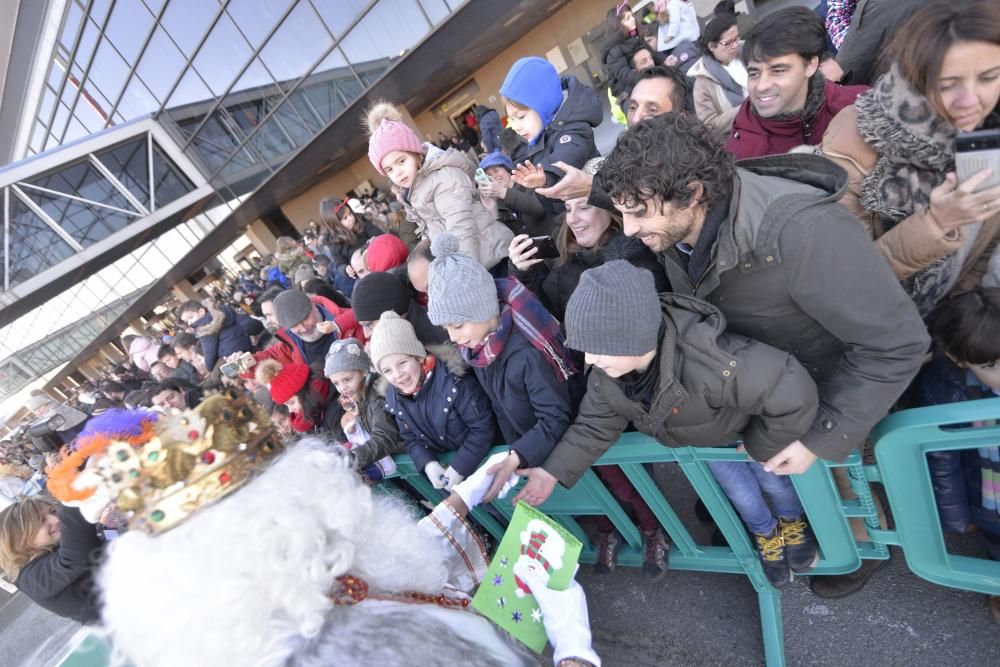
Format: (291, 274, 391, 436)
(296, 327, 325, 342)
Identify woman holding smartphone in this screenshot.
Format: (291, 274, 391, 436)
(507, 196, 668, 323)
(821, 0, 1000, 316)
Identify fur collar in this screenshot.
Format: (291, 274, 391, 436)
(195, 307, 229, 337)
(427, 343, 467, 377)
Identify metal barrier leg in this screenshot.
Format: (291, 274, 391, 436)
(757, 588, 786, 667)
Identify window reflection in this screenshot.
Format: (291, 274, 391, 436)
(160, 0, 222, 57)
(137, 28, 188, 104)
(192, 14, 254, 96)
(6, 198, 76, 288)
(225, 0, 293, 49)
(86, 38, 131, 114)
(258, 1, 331, 83)
(339, 0, 432, 65)
(116, 76, 159, 123)
(103, 1, 154, 64)
(311, 0, 374, 38)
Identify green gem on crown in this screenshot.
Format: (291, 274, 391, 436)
(150, 509, 165, 522)
(148, 450, 160, 462)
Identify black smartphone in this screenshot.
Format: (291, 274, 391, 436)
(529, 235, 561, 259)
(955, 129, 1000, 192)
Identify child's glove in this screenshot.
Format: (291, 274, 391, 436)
(441, 466, 465, 491)
(513, 559, 601, 666)
(424, 461, 447, 489)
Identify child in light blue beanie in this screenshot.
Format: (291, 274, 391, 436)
(499, 56, 603, 212)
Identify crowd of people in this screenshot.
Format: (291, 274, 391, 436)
(1, 1, 999, 664)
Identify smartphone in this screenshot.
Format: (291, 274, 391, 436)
(474, 168, 491, 186)
(955, 129, 1000, 192)
(220, 361, 241, 378)
(529, 235, 561, 259)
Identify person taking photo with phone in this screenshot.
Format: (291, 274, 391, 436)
(507, 195, 669, 323)
(821, 0, 1000, 316)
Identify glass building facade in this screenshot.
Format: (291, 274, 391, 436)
(0, 0, 462, 405)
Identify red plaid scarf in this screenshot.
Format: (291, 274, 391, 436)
(461, 277, 578, 382)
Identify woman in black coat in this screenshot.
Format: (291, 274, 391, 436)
(508, 196, 670, 322)
(318, 197, 383, 273)
(0, 497, 104, 623)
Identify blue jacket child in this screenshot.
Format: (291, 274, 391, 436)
(369, 311, 495, 491)
(425, 234, 583, 495)
(499, 56, 603, 213)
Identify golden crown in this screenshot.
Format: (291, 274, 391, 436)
(51, 392, 284, 535)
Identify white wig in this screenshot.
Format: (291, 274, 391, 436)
(98, 440, 450, 667)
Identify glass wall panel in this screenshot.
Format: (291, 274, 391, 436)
(137, 28, 188, 103)
(152, 145, 195, 204)
(104, 2, 155, 64)
(59, 2, 84, 49)
(417, 0, 451, 26)
(87, 38, 131, 112)
(300, 48, 361, 124)
(6, 198, 76, 287)
(191, 14, 253, 96)
(76, 20, 100, 68)
(23, 190, 134, 247)
(339, 0, 432, 65)
(116, 76, 159, 122)
(73, 94, 111, 133)
(160, 0, 221, 57)
(27, 159, 136, 212)
(225, 0, 293, 49)
(37, 86, 57, 127)
(95, 138, 151, 208)
(62, 115, 90, 143)
(312, 0, 374, 38)
(259, 1, 331, 84)
(164, 67, 215, 111)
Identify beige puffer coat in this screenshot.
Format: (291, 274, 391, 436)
(401, 145, 513, 270)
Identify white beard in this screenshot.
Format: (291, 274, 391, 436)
(98, 442, 452, 667)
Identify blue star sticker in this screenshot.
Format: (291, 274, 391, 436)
(492, 574, 504, 586)
(511, 610, 523, 623)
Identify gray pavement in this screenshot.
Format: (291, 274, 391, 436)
(0, 590, 82, 667)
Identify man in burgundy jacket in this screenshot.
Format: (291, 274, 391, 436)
(725, 7, 867, 160)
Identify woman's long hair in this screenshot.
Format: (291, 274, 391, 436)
(319, 197, 360, 247)
(0, 496, 58, 579)
(556, 207, 622, 265)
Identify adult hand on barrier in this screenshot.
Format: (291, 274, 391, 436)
(535, 162, 593, 201)
(513, 466, 559, 506)
(763, 440, 818, 475)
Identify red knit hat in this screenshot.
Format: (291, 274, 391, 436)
(268, 363, 310, 404)
(366, 234, 410, 272)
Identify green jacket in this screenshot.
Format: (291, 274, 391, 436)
(542, 293, 819, 487)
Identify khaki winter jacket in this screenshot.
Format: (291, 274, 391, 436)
(688, 57, 741, 132)
(660, 154, 929, 461)
(542, 294, 819, 487)
(822, 105, 1000, 289)
(402, 145, 514, 270)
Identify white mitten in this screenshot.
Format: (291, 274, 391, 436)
(513, 559, 601, 666)
(424, 461, 447, 489)
(451, 452, 518, 509)
(441, 466, 465, 491)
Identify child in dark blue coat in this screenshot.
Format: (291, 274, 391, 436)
(918, 287, 1000, 621)
(426, 233, 582, 500)
(368, 311, 495, 491)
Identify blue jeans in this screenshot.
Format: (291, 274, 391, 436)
(707, 460, 804, 536)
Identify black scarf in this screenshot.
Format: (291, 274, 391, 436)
(618, 323, 665, 410)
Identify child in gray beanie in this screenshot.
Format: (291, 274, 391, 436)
(426, 233, 582, 502)
(513, 260, 824, 588)
(324, 337, 402, 481)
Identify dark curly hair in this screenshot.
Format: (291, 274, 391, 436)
(596, 113, 735, 211)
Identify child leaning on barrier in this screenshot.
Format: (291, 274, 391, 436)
(514, 261, 822, 588)
(368, 311, 495, 492)
(916, 287, 1000, 620)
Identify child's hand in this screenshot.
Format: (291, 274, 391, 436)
(512, 466, 559, 506)
(511, 161, 546, 190)
(316, 320, 339, 335)
(763, 440, 817, 475)
(441, 466, 465, 491)
(424, 461, 447, 489)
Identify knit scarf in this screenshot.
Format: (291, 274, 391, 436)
(981, 446, 1000, 521)
(702, 55, 745, 107)
(461, 277, 578, 382)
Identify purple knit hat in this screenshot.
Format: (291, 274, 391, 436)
(365, 101, 426, 175)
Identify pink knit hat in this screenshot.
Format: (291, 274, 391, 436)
(365, 101, 426, 176)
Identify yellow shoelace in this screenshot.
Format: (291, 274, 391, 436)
(780, 519, 807, 546)
(755, 533, 784, 562)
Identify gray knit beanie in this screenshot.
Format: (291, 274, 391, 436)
(426, 234, 499, 325)
(324, 337, 372, 377)
(368, 311, 427, 371)
(564, 260, 661, 355)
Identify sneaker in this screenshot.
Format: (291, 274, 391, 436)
(754, 528, 791, 589)
(779, 516, 819, 573)
(641, 528, 670, 581)
(595, 531, 620, 574)
(809, 557, 890, 599)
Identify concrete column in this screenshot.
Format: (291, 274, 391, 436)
(244, 219, 279, 256)
(101, 344, 125, 363)
(128, 318, 153, 338)
(171, 279, 201, 303)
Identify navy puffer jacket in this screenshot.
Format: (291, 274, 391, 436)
(193, 305, 253, 371)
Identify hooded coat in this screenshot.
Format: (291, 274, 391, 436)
(350, 375, 405, 470)
(725, 76, 867, 159)
(601, 32, 665, 102)
(192, 305, 253, 371)
(401, 145, 514, 270)
(384, 345, 495, 478)
(510, 76, 603, 204)
(513, 229, 670, 322)
(657, 153, 929, 461)
(542, 293, 820, 487)
(688, 55, 744, 131)
(127, 336, 161, 373)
